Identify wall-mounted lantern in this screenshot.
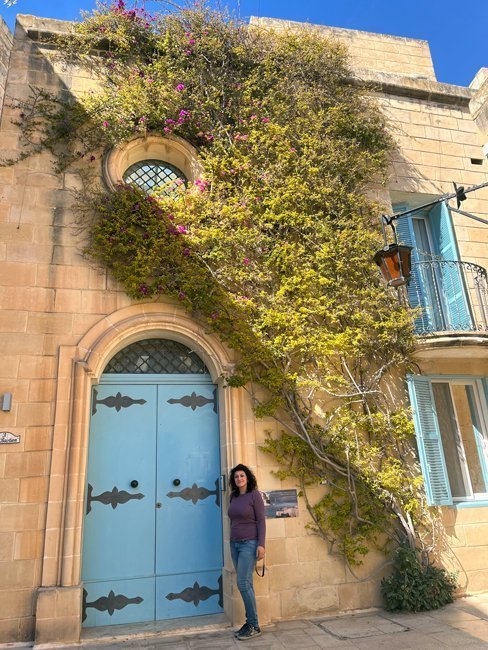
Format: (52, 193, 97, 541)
(374, 242, 412, 287)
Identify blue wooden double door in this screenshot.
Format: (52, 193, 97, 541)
(82, 376, 223, 627)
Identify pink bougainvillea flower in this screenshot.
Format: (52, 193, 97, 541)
(176, 225, 187, 234)
(147, 78, 154, 83)
(261, 117, 270, 123)
(163, 127, 171, 133)
(178, 291, 186, 300)
(184, 49, 193, 55)
(183, 248, 190, 257)
(194, 179, 209, 192)
(167, 213, 175, 221)
(250, 114, 257, 120)
(243, 258, 250, 265)
(102, 120, 109, 127)
(176, 83, 185, 92)
(89, 155, 96, 161)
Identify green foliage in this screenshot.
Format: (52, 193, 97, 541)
(381, 546, 457, 611)
(8, 1, 435, 563)
(261, 423, 424, 566)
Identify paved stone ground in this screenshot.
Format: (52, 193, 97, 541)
(26, 594, 488, 649)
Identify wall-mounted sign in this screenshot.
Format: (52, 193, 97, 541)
(0, 431, 20, 444)
(261, 489, 298, 518)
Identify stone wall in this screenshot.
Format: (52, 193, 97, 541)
(0, 11, 488, 645)
(251, 16, 436, 80)
(380, 83, 488, 271)
(470, 68, 488, 143)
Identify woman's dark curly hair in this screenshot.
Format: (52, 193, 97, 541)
(229, 464, 258, 497)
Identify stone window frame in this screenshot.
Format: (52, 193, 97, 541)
(103, 134, 202, 191)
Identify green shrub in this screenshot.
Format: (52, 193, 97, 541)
(381, 546, 457, 612)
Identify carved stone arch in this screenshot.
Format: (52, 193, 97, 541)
(35, 302, 244, 644)
(77, 303, 234, 382)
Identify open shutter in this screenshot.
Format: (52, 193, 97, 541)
(483, 379, 488, 436)
(407, 375, 453, 506)
(429, 201, 473, 330)
(395, 207, 431, 334)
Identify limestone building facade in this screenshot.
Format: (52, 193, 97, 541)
(0, 11, 487, 645)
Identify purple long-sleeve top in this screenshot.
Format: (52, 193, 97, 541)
(228, 490, 266, 548)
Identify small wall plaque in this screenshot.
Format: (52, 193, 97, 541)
(261, 489, 299, 518)
(0, 431, 20, 444)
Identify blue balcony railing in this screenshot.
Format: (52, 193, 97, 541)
(408, 260, 488, 335)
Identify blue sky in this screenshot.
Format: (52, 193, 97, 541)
(1, 0, 486, 87)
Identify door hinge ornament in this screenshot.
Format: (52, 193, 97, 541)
(86, 484, 145, 514)
(92, 389, 147, 415)
(167, 388, 217, 413)
(165, 575, 223, 608)
(166, 478, 220, 506)
(82, 588, 144, 622)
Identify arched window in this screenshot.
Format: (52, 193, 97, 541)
(123, 159, 187, 195)
(103, 339, 208, 374)
(103, 134, 201, 192)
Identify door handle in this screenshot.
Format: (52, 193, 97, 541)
(130, 480, 139, 488)
(156, 502, 162, 508)
(172, 478, 181, 486)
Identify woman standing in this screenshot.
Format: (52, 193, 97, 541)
(228, 463, 266, 641)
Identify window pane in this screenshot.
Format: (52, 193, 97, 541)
(123, 160, 187, 195)
(412, 218, 432, 261)
(432, 383, 470, 498)
(451, 385, 487, 494)
(103, 339, 208, 374)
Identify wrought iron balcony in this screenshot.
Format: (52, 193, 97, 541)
(407, 260, 488, 335)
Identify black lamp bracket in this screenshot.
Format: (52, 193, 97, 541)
(381, 179, 488, 242)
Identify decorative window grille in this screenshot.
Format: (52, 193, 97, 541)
(103, 339, 208, 374)
(123, 159, 187, 195)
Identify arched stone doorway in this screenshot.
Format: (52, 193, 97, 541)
(35, 304, 242, 644)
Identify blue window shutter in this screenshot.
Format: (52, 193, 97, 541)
(429, 201, 473, 330)
(483, 379, 488, 426)
(407, 375, 453, 506)
(395, 207, 431, 334)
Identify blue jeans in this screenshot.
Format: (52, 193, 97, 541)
(230, 539, 259, 628)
